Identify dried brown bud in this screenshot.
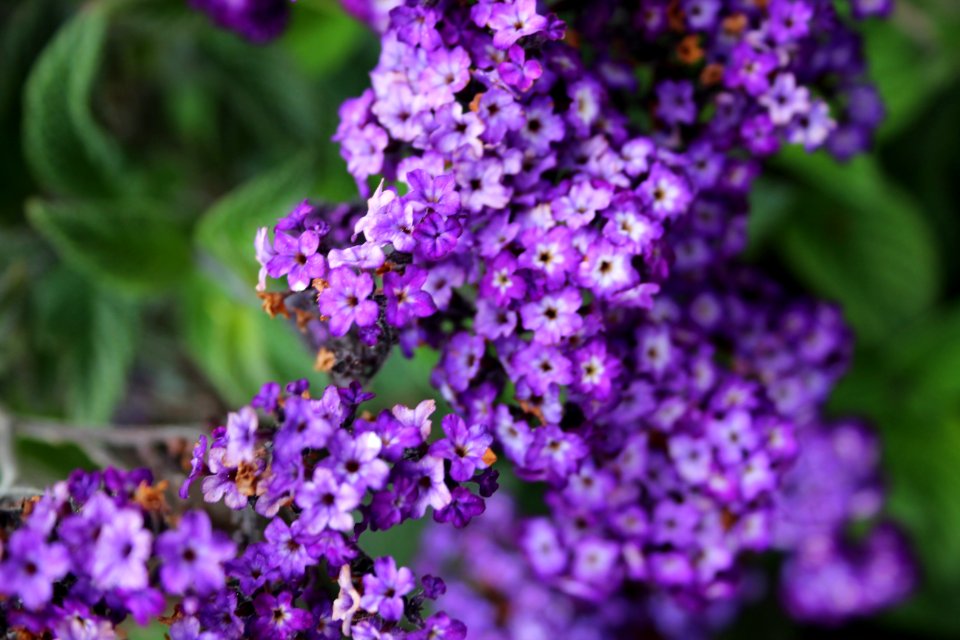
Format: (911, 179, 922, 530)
(700, 63, 725, 86)
(257, 292, 290, 319)
(133, 480, 170, 513)
(677, 34, 704, 64)
(315, 348, 336, 373)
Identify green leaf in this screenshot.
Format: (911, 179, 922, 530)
(865, 20, 957, 141)
(829, 310, 960, 635)
(179, 271, 323, 406)
(27, 198, 192, 294)
(15, 439, 98, 486)
(200, 31, 321, 150)
(22, 4, 125, 196)
(774, 149, 939, 343)
(26, 267, 139, 422)
(284, 0, 368, 78)
(195, 153, 317, 283)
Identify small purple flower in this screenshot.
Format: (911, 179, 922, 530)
(296, 466, 361, 533)
(391, 4, 441, 50)
(656, 80, 697, 125)
(91, 508, 152, 591)
(360, 557, 415, 621)
(434, 486, 486, 528)
(421, 574, 447, 599)
(498, 45, 542, 91)
(330, 430, 390, 491)
(515, 343, 573, 395)
(264, 518, 314, 580)
(487, 0, 547, 49)
(318, 267, 379, 336)
(520, 288, 583, 345)
(228, 543, 274, 593)
(0, 529, 70, 609)
(253, 591, 311, 640)
(413, 213, 462, 261)
(480, 252, 526, 304)
(384, 266, 437, 326)
(430, 415, 494, 481)
(224, 406, 258, 466)
(266, 230, 327, 292)
(410, 455, 453, 517)
(406, 170, 460, 218)
(156, 511, 236, 595)
(179, 434, 208, 500)
(525, 424, 587, 482)
(761, 73, 811, 125)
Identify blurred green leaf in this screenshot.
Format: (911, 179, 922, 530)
(16, 267, 140, 422)
(0, 0, 61, 216)
(284, 0, 367, 77)
(866, 18, 956, 141)
(22, 4, 125, 196)
(27, 198, 192, 294)
(179, 271, 323, 405)
(15, 439, 98, 486)
(746, 177, 797, 255)
(195, 153, 317, 283)
(201, 31, 321, 151)
(830, 307, 960, 635)
(775, 149, 939, 343)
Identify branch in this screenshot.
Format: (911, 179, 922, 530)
(10, 418, 203, 446)
(0, 406, 205, 495)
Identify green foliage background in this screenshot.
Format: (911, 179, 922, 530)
(0, 0, 959, 636)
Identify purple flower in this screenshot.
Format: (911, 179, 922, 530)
(434, 487, 486, 528)
(498, 45, 542, 92)
(410, 455, 453, 517)
(656, 80, 697, 125)
(91, 508, 152, 591)
(179, 434, 208, 500)
(413, 213, 462, 261)
(296, 466, 361, 533)
(0, 529, 70, 609)
(329, 430, 390, 491)
(525, 425, 587, 482)
(391, 4, 441, 50)
(406, 170, 460, 218)
(514, 343, 573, 395)
(430, 415, 494, 481)
(224, 406, 258, 466)
(264, 518, 314, 580)
(156, 511, 235, 595)
(360, 557, 415, 621)
(253, 591, 311, 639)
(480, 252, 526, 304)
(266, 230, 327, 292)
(384, 266, 437, 326)
(761, 73, 811, 125)
(520, 288, 583, 345)
(318, 267, 379, 336)
(190, 0, 290, 43)
(487, 0, 547, 49)
(228, 543, 274, 593)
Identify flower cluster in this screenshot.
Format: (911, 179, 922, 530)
(250, 0, 905, 615)
(61, 0, 912, 635)
(775, 421, 917, 622)
(0, 380, 482, 639)
(190, 0, 291, 43)
(409, 271, 913, 638)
